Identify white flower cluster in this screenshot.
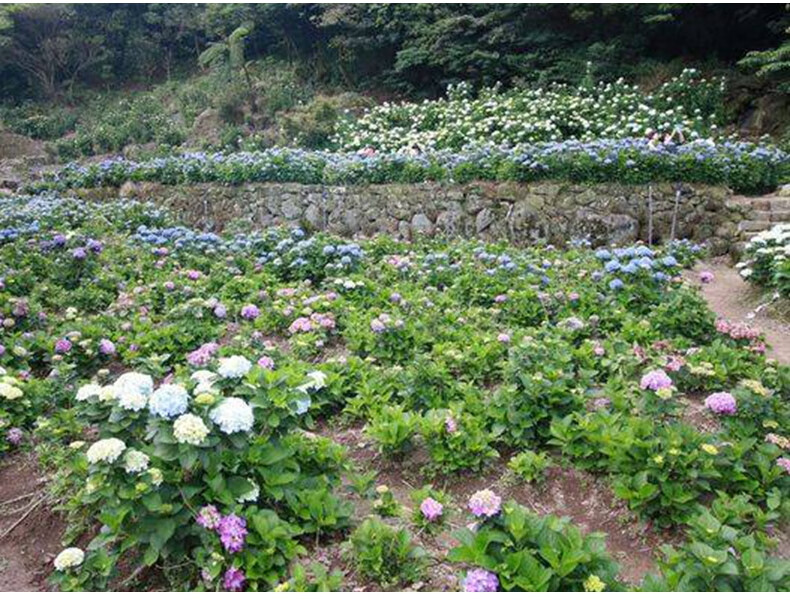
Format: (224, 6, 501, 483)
(173, 413, 210, 445)
(334, 70, 725, 153)
(209, 397, 254, 434)
(123, 449, 150, 473)
(0, 376, 23, 400)
(113, 372, 154, 411)
(738, 223, 790, 289)
(54, 547, 85, 571)
(86, 438, 126, 464)
(218, 355, 252, 379)
(148, 384, 189, 419)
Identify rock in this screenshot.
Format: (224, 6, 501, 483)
(411, 213, 434, 235)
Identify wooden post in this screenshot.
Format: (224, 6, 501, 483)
(647, 184, 653, 245)
(670, 184, 681, 241)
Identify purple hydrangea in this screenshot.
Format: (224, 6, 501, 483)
(72, 248, 87, 260)
(257, 355, 275, 370)
(463, 568, 499, 592)
(213, 303, 228, 319)
(196, 505, 221, 530)
(420, 497, 443, 522)
(98, 339, 116, 355)
(217, 514, 247, 553)
(639, 369, 673, 391)
(240, 304, 260, 320)
(497, 333, 511, 343)
(704, 392, 737, 415)
(223, 567, 246, 591)
(468, 489, 501, 518)
(187, 342, 219, 367)
(6, 427, 23, 446)
(54, 338, 72, 354)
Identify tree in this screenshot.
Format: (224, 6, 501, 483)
(0, 4, 106, 99)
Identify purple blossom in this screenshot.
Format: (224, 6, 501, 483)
(6, 427, 23, 446)
(98, 339, 116, 355)
(217, 514, 247, 553)
(164, 281, 175, 291)
(0, 344, 5, 356)
(213, 303, 227, 319)
(593, 397, 611, 410)
(639, 369, 673, 391)
(463, 569, 498, 592)
(497, 333, 511, 343)
(699, 271, 714, 284)
(196, 505, 221, 530)
(240, 304, 260, 320)
(420, 497, 443, 522)
(257, 356, 274, 370)
(223, 567, 246, 591)
(468, 489, 501, 518)
(704, 392, 737, 415)
(54, 338, 72, 354)
(72, 248, 87, 260)
(187, 342, 219, 367)
(187, 270, 201, 281)
(445, 415, 457, 433)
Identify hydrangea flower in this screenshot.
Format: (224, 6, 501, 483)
(54, 547, 85, 571)
(463, 568, 498, 592)
(420, 497, 443, 521)
(217, 514, 247, 553)
(218, 355, 252, 379)
(123, 449, 150, 474)
(640, 369, 673, 391)
(584, 574, 607, 592)
(6, 427, 23, 445)
(223, 567, 246, 591)
(196, 504, 221, 530)
(149, 384, 189, 419)
(54, 338, 72, 354)
(704, 392, 737, 415)
(699, 270, 714, 284)
(257, 355, 274, 370)
(86, 438, 126, 464)
(76, 383, 102, 401)
(118, 391, 148, 412)
(240, 304, 260, 320)
(173, 414, 210, 445)
(777, 457, 790, 475)
(98, 339, 116, 355)
(468, 489, 501, 518)
(210, 397, 254, 434)
(113, 372, 154, 400)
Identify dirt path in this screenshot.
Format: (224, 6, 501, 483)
(0, 453, 64, 592)
(686, 259, 790, 365)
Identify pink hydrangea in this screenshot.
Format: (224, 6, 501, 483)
(196, 505, 221, 530)
(699, 271, 714, 284)
(497, 333, 511, 343)
(289, 317, 313, 334)
(639, 369, 673, 391)
(420, 497, 444, 522)
(468, 489, 501, 518)
(777, 457, 790, 475)
(187, 342, 219, 367)
(704, 392, 737, 415)
(257, 356, 275, 369)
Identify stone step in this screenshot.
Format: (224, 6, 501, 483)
(749, 210, 790, 222)
(738, 220, 773, 233)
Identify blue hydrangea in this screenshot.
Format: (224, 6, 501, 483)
(604, 260, 620, 273)
(662, 255, 678, 267)
(149, 384, 189, 419)
(609, 278, 624, 290)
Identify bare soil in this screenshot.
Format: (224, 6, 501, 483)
(0, 453, 64, 592)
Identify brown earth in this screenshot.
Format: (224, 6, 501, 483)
(0, 453, 64, 592)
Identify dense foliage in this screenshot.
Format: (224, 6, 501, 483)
(1, 192, 789, 590)
(737, 224, 790, 299)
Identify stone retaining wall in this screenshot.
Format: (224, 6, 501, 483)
(75, 180, 745, 254)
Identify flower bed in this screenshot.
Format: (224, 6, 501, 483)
(34, 138, 788, 196)
(737, 223, 790, 299)
(1, 193, 789, 591)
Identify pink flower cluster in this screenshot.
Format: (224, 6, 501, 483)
(704, 392, 737, 415)
(468, 489, 501, 518)
(187, 342, 219, 367)
(639, 369, 673, 391)
(716, 319, 760, 341)
(288, 312, 335, 334)
(420, 497, 444, 522)
(777, 457, 790, 475)
(463, 569, 499, 592)
(699, 271, 715, 284)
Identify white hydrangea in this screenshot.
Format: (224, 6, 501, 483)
(117, 391, 148, 412)
(86, 438, 126, 464)
(0, 381, 23, 400)
(54, 547, 85, 571)
(217, 355, 252, 379)
(297, 370, 327, 393)
(76, 383, 102, 401)
(209, 397, 254, 434)
(148, 384, 189, 419)
(191, 370, 219, 394)
(113, 372, 154, 400)
(147, 467, 163, 487)
(237, 478, 260, 503)
(173, 413, 210, 445)
(99, 386, 116, 402)
(123, 449, 150, 474)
